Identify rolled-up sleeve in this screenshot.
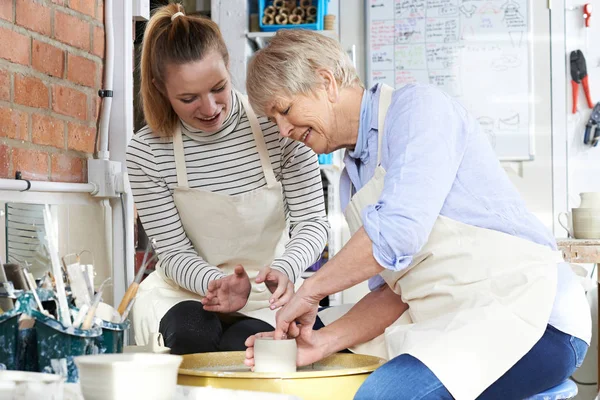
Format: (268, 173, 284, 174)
(363, 86, 468, 271)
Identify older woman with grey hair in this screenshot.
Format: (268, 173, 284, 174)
(243, 30, 590, 400)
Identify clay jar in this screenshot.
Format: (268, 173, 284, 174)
(254, 337, 297, 373)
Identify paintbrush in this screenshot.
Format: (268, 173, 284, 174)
(117, 239, 156, 315)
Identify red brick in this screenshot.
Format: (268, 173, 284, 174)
(0, 1, 12, 22)
(55, 11, 90, 51)
(93, 26, 104, 58)
(14, 74, 49, 109)
(32, 40, 65, 78)
(0, 70, 9, 101)
(52, 85, 87, 120)
(0, 144, 9, 178)
(0, 107, 28, 140)
(32, 114, 65, 148)
(16, 0, 51, 36)
(0, 27, 30, 65)
(96, 0, 103, 23)
(67, 121, 94, 152)
(67, 54, 96, 87)
(68, 0, 95, 17)
(51, 153, 84, 182)
(12, 148, 48, 181)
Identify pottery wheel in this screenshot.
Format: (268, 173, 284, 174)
(178, 351, 385, 379)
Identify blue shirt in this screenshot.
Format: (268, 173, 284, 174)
(340, 84, 557, 290)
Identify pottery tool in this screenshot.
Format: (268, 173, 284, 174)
(0, 255, 14, 311)
(22, 266, 51, 318)
(72, 304, 89, 327)
(66, 261, 92, 308)
(80, 277, 111, 330)
(117, 240, 156, 315)
(43, 205, 71, 326)
(120, 297, 134, 322)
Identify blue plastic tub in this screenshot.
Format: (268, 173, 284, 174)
(32, 309, 101, 383)
(259, 0, 329, 32)
(97, 319, 130, 354)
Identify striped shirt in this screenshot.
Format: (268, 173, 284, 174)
(126, 91, 329, 296)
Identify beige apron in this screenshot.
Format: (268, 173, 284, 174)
(133, 93, 303, 345)
(321, 84, 561, 400)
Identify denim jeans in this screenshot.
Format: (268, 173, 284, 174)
(354, 324, 588, 400)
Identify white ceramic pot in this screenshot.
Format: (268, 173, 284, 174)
(572, 208, 600, 239)
(0, 371, 64, 400)
(74, 353, 182, 400)
(253, 338, 297, 373)
(579, 192, 600, 209)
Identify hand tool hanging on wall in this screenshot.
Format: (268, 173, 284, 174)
(584, 3, 593, 27)
(570, 49, 594, 114)
(584, 102, 600, 147)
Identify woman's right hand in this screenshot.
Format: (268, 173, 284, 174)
(244, 326, 329, 369)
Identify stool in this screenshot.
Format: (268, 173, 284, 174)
(524, 379, 578, 400)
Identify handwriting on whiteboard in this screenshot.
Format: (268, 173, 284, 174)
(368, 0, 531, 160)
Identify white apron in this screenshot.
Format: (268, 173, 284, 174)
(320, 84, 561, 400)
(133, 93, 303, 345)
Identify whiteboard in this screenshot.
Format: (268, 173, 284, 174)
(366, 0, 534, 161)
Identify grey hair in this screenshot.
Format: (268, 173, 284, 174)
(246, 29, 363, 115)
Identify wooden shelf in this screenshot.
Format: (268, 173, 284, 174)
(247, 30, 338, 39)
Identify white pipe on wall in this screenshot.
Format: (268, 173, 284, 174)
(0, 178, 96, 193)
(109, 0, 134, 315)
(98, 0, 114, 160)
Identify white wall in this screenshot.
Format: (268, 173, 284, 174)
(566, 2, 600, 210)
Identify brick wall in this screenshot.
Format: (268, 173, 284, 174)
(0, 0, 104, 183)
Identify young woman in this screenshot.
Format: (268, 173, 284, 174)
(126, 4, 328, 355)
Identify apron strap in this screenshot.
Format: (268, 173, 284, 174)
(349, 84, 395, 198)
(239, 93, 278, 188)
(172, 124, 189, 189)
(377, 84, 394, 165)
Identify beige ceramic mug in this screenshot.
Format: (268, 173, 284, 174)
(254, 337, 297, 373)
(572, 208, 600, 239)
(558, 211, 573, 238)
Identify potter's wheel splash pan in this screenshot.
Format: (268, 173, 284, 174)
(178, 351, 386, 400)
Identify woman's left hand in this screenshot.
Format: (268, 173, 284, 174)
(202, 265, 251, 313)
(244, 325, 328, 369)
(255, 266, 295, 310)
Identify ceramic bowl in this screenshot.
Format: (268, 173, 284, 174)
(0, 370, 64, 400)
(254, 337, 297, 373)
(74, 353, 182, 400)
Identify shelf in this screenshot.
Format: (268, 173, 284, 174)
(247, 30, 338, 39)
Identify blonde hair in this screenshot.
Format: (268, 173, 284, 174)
(246, 29, 362, 115)
(140, 3, 229, 136)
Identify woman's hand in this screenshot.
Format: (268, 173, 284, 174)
(255, 266, 295, 310)
(273, 286, 320, 340)
(202, 265, 251, 313)
(244, 326, 329, 369)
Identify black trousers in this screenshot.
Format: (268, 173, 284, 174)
(159, 301, 274, 355)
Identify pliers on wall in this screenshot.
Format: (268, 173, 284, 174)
(584, 102, 600, 146)
(570, 49, 594, 114)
